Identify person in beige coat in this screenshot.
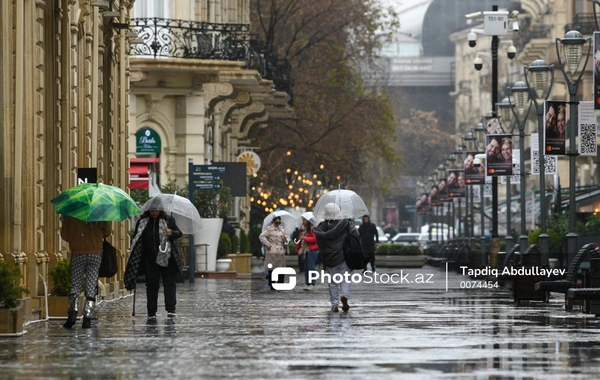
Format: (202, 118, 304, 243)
(259, 216, 288, 289)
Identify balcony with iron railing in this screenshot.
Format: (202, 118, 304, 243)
(565, 13, 596, 35)
(129, 18, 293, 100)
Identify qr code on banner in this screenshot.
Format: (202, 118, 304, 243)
(532, 151, 540, 175)
(511, 163, 520, 184)
(580, 123, 597, 155)
(545, 156, 557, 175)
(531, 152, 557, 175)
(483, 184, 493, 198)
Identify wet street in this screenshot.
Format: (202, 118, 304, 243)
(2, 265, 600, 379)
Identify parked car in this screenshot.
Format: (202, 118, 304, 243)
(377, 226, 389, 244)
(391, 233, 421, 246)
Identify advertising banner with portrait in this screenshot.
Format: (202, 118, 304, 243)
(446, 169, 465, 198)
(485, 134, 513, 176)
(464, 151, 485, 185)
(594, 32, 600, 110)
(436, 175, 449, 203)
(544, 100, 566, 155)
(415, 192, 431, 215)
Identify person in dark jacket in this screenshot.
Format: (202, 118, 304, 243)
(358, 215, 379, 273)
(313, 203, 352, 313)
(125, 208, 183, 319)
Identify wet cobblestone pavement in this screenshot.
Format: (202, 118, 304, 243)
(3, 266, 600, 379)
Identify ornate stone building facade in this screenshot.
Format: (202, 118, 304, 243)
(1, 0, 291, 322)
(1, 0, 137, 321)
(128, 0, 291, 231)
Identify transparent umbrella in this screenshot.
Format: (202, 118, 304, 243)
(296, 211, 320, 228)
(312, 189, 369, 220)
(262, 210, 296, 237)
(141, 193, 202, 234)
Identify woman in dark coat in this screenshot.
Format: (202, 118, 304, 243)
(124, 209, 183, 319)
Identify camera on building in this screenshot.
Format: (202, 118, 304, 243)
(474, 56, 483, 71)
(468, 31, 477, 48)
(507, 45, 517, 59)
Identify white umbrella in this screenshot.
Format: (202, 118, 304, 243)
(141, 193, 203, 234)
(312, 189, 369, 220)
(297, 211, 320, 227)
(262, 210, 296, 237)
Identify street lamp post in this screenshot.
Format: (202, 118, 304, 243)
(508, 80, 533, 252)
(454, 144, 465, 240)
(437, 164, 446, 243)
(430, 173, 438, 244)
(555, 30, 591, 267)
(524, 59, 554, 266)
(426, 176, 434, 242)
(498, 97, 515, 253)
(467, 5, 519, 267)
(473, 122, 487, 265)
(446, 154, 457, 239)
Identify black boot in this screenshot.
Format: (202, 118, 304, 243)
(82, 297, 96, 329)
(63, 294, 79, 329)
(82, 317, 92, 328)
(63, 311, 77, 329)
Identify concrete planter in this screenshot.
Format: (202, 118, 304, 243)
(377, 255, 426, 268)
(251, 256, 264, 274)
(0, 303, 24, 335)
(215, 258, 232, 272)
(226, 253, 252, 274)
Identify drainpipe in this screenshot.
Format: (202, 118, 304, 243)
(13, 0, 24, 255)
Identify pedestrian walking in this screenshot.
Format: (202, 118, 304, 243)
(313, 203, 352, 312)
(124, 207, 183, 320)
(296, 216, 319, 290)
(259, 215, 288, 289)
(60, 216, 111, 329)
(358, 215, 379, 273)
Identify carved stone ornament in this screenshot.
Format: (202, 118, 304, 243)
(203, 83, 234, 108)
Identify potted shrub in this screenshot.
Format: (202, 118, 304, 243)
(47, 259, 80, 318)
(216, 233, 233, 271)
(376, 244, 425, 268)
(0, 261, 26, 335)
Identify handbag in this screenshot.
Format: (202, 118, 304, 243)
(99, 239, 118, 277)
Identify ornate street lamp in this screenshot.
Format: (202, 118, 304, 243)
(555, 30, 591, 266)
(508, 80, 532, 252)
(437, 164, 446, 243)
(463, 131, 478, 249)
(446, 154, 456, 239)
(498, 97, 515, 253)
(473, 122, 486, 150)
(473, 122, 488, 262)
(454, 144, 467, 240)
(426, 176, 434, 242)
(524, 59, 554, 266)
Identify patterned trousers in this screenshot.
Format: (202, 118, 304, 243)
(70, 253, 102, 298)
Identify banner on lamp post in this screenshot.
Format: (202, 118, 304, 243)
(594, 32, 600, 110)
(500, 149, 520, 184)
(544, 100, 567, 155)
(485, 134, 513, 176)
(578, 101, 597, 157)
(531, 133, 557, 175)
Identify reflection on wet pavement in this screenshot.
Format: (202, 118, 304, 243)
(2, 267, 600, 379)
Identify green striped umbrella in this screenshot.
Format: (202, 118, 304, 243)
(51, 182, 141, 222)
